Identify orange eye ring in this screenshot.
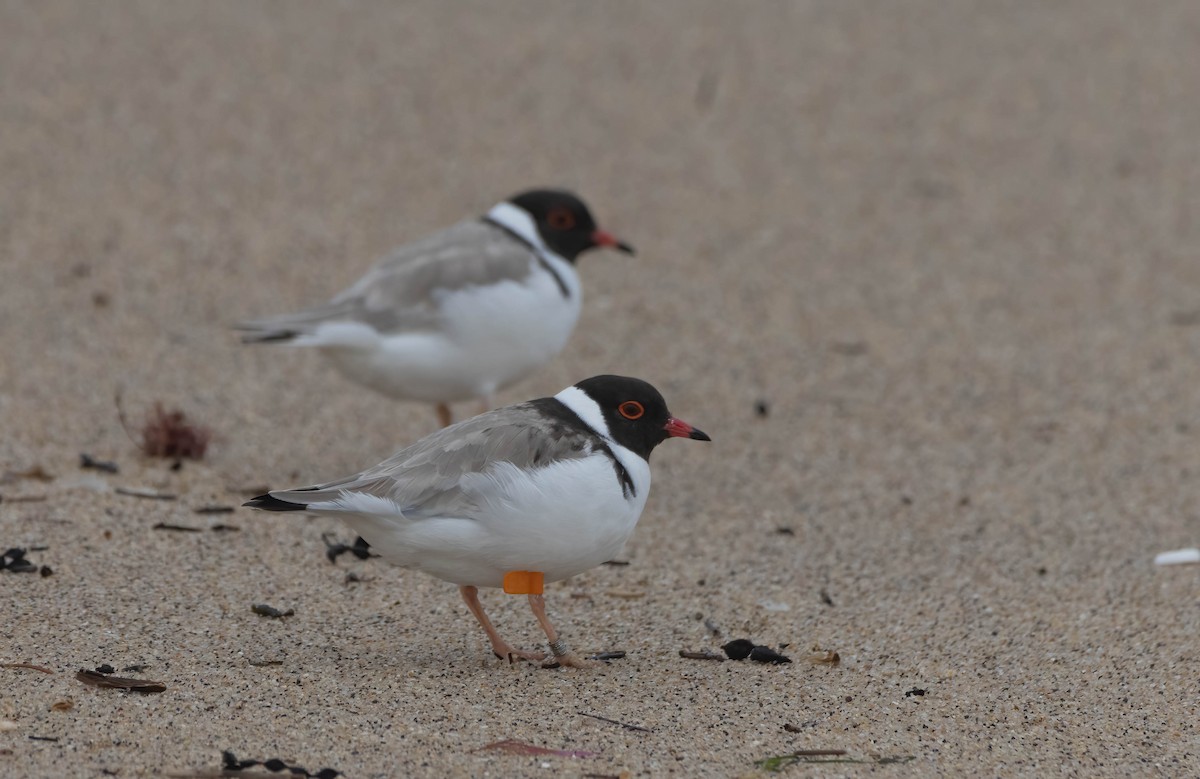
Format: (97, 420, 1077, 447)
(618, 401, 645, 420)
(547, 207, 576, 230)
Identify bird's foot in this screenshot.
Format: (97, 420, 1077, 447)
(491, 643, 547, 664)
(542, 650, 600, 669)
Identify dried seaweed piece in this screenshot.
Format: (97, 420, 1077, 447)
(1, 547, 42, 574)
(749, 646, 792, 664)
(251, 604, 294, 619)
(321, 534, 373, 564)
(79, 453, 119, 474)
(904, 687, 927, 697)
(221, 750, 341, 778)
(193, 505, 235, 514)
(152, 522, 201, 532)
(117, 392, 211, 460)
(75, 669, 166, 693)
(94, 664, 115, 674)
(587, 651, 626, 661)
(474, 740, 598, 758)
(722, 639, 755, 660)
(679, 650, 725, 661)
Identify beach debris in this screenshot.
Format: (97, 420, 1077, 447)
(587, 651, 627, 662)
(819, 588, 835, 606)
(117, 393, 211, 460)
(756, 750, 915, 771)
(193, 505, 235, 514)
(321, 533, 373, 564)
(720, 639, 793, 664)
(122, 664, 150, 673)
(251, 604, 294, 619)
(1154, 548, 1200, 566)
(50, 700, 74, 712)
(905, 687, 927, 697)
(75, 669, 166, 693)
(721, 639, 755, 660)
(805, 648, 841, 666)
(601, 558, 630, 566)
(94, 664, 116, 674)
(152, 522, 202, 533)
(29, 735, 59, 742)
(749, 646, 792, 664)
(79, 453, 119, 474)
(248, 659, 284, 667)
(2, 662, 54, 673)
(116, 486, 177, 501)
(578, 711, 652, 732)
(1, 464, 54, 484)
(474, 739, 598, 758)
(775, 526, 794, 535)
(756, 750, 848, 771)
(604, 590, 645, 599)
(754, 399, 770, 418)
(703, 617, 722, 636)
(1, 547, 50, 575)
(221, 750, 341, 778)
(679, 650, 725, 661)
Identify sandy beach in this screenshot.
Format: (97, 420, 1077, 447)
(3, 2, 1199, 776)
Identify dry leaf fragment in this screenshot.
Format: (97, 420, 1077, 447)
(50, 700, 73, 712)
(75, 669, 166, 693)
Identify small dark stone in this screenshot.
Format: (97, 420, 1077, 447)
(775, 526, 794, 535)
(904, 687, 927, 697)
(722, 639, 755, 660)
(252, 604, 295, 619)
(819, 588, 835, 607)
(754, 400, 770, 418)
(748, 646, 792, 664)
(170, 460, 183, 472)
(39, 565, 53, 577)
(95, 664, 115, 675)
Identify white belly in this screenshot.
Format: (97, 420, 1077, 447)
(339, 455, 651, 588)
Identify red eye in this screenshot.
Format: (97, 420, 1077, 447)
(618, 401, 644, 420)
(547, 207, 576, 230)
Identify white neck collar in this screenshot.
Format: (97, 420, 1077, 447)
(485, 201, 548, 254)
(554, 385, 610, 440)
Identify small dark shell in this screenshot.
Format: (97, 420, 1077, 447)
(749, 646, 792, 664)
(722, 639, 756, 660)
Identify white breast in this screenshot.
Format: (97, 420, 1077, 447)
(338, 450, 650, 588)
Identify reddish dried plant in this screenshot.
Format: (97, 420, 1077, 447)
(139, 403, 211, 459)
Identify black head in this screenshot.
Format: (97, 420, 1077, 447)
(574, 374, 710, 460)
(508, 189, 635, 262)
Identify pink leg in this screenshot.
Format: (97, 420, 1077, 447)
(459, 586, 545, 663)
(527, 593, 597, 669)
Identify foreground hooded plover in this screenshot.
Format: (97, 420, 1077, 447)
(245, 375, 710, 668)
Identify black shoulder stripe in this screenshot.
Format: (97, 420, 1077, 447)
(528, 397, 636, 498)
(481, 216, 570, 299)
(596, 441, 636, 499)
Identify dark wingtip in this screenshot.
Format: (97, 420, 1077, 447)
(243, 494, 308, 512)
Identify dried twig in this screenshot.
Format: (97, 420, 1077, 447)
(2, 663, 54, 674)
(577, 711, 653, 733)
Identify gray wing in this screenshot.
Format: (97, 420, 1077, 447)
(237, 220, 536, 339)
(269, 401, 594, 518)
